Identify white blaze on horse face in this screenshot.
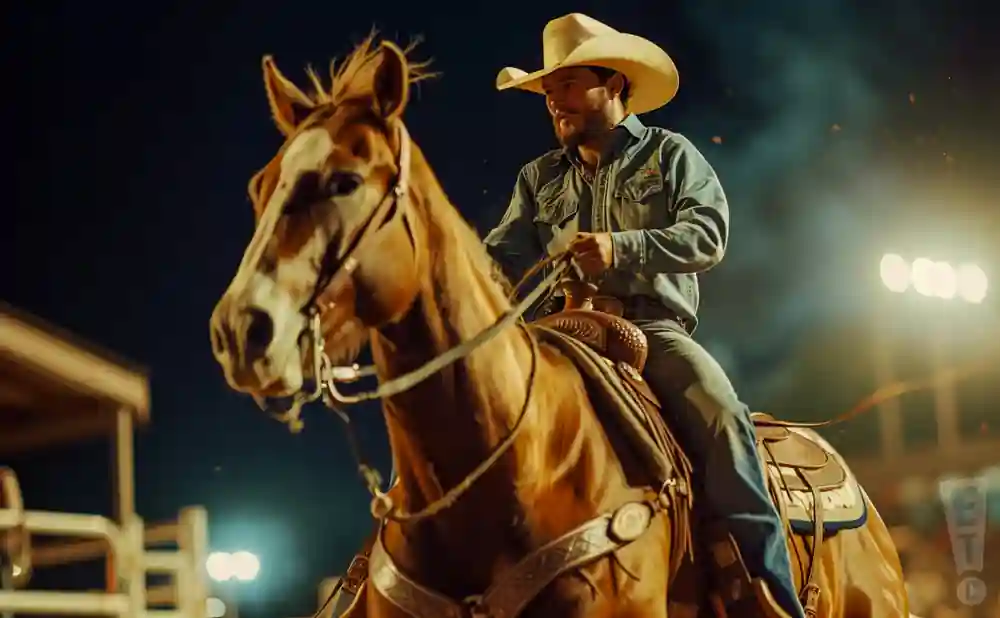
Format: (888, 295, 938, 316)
(230, 127, 336, 292)
(214, 127, 338, 392)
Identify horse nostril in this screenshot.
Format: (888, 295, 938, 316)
(245, 308, 275, 355)
(210, 322, 228, 358)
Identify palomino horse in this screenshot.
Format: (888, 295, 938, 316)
(209, 36, 909, 618)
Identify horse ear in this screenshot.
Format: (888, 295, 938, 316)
(373, 42, 410, 120)
(262, 55, 315, 136)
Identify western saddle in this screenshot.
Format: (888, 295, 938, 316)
(334, 280, 854, 618)
(534, 279, 853, 618)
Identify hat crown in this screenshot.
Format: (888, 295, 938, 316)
(541, 13, 619, 68)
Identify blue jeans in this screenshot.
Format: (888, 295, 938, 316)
(634, 318, 805, 618)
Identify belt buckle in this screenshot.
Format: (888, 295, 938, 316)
(342, 552, 370, 594)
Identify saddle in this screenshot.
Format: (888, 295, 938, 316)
(751, 413, 847, 493)
(534, 309, 649, 373)
(533, 279, 650, 372)
(532, 281, 852, 500)
(332, 283, 862, 618)
(531, 282, 860, 618)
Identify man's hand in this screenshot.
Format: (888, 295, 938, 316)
(568, 232, 614, 278)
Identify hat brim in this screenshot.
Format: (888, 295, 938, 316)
(495, 32, 679, 115)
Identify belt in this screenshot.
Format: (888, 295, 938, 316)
(620, 295, 691, 331)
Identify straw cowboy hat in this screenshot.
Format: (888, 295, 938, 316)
(495, 13, 679, 114)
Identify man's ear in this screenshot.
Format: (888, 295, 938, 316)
(606, 72, 627, 102)
(262, 55, 316, 136)
(372, 42, 410, 120)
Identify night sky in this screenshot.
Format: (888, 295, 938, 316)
(3, 0, 999, 616)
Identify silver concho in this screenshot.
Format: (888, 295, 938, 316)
(609, 502, 653, 543)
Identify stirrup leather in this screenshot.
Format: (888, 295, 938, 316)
(705, 524, 794, 618)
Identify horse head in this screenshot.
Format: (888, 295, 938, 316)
(209, 39, 431, 399)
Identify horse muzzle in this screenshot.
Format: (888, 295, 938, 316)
(210, 274, 309, 396)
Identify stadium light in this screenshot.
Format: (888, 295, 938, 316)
(880, 254, 987, 303)
(206, 597, 227, 618)
(206, 551, 260, 583)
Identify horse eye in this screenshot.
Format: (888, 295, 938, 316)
(326, 172, 362, 197)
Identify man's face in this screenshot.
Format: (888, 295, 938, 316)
(542, 67, 616, 149)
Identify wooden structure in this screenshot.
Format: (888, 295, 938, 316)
(850, 297, 1000, 502)
(0, 304, 209, 618)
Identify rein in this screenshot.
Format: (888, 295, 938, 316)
(254, 116, 573, 524)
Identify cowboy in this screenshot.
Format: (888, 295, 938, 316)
(484, 13, 806, 618)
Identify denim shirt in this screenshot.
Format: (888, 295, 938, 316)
(484, 114, 729, 332)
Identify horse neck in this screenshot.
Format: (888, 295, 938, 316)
(370, 159, 538, 523)
(366, 152, 643, 596)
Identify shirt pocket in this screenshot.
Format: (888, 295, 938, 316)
(612, 170, 672, 230)
(533, 182, 579, 255)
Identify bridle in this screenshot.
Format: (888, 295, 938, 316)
(250, 114, 416, 431)
(251, 113, 572, 523)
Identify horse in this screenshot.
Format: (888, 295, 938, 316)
(208, 35, 910, 618)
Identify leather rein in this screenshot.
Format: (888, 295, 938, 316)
(253, 116, 572, 524)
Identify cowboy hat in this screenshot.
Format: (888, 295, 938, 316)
(495, 13, 679, 114)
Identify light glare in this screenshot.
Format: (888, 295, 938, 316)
(206, 552, 232, 582)
(911, 258, 937, 297)
(231, 551, 261, 581)
(881, 255, 989, 303)
(880, 253, 911, 293)
(206, 598, 227, 618)
(206, 550, 260, 582)
(932, 261, 957, 299)
(957, 264, 988, 303)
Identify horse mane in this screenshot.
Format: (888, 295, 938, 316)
(272, 33, 513, 316)
(300, 34, 511, 306)
(299, 35, 525, 431)
(313, 33, 515, 319)
(303, 32, 437, 107)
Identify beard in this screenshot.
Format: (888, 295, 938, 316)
(554, 111, 611, 149)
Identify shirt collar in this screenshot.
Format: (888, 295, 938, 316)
(564, 113, 646, 166)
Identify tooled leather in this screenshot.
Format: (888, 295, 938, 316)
(607, 317, 648, 371)
(363, 308, 661, 618)
(481, 508, 647, 618)
(534, 314, 606, 352)
(368, 503, 654, 618)
(534, 309, 648, 373)
(369, 529, 465, 618)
